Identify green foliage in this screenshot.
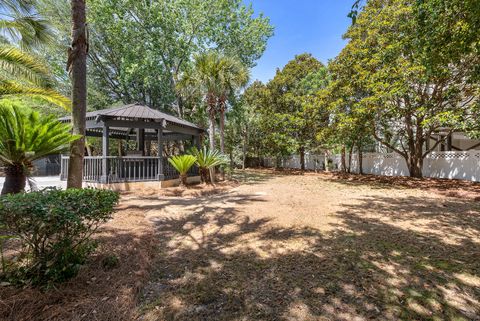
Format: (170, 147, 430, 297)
(39, 0, 272, 115)
(190, 147, 227, 169)
(0, 101, 78, 168)
(190, 146, 227, 183)
(0, 188, 119, 285)
(0, 0, 54, 48)
(329, 0, 480, 177)
(0, 1, 69, 110)
(244, 54, 329, 166)
(168, 154, 197, 186)
(101, 253, 120, 271)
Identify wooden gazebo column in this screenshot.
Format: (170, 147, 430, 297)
(157, 127, 164, 180)
(100, 124, 109, 183)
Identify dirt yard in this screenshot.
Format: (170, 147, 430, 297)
(1, 170, 480, 321)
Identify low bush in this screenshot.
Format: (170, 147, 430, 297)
(0, 188, 119, 285)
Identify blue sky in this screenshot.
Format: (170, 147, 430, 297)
(244, 0, 353, 83)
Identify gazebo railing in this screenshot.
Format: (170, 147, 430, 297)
(61, 156, 160, 183)
(60, 155, 197, 183)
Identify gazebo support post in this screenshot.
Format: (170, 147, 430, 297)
(100, 124, 109, 183)
(157, 128, 165, 180)
(137, 128, 145, 155)
(192, 135, 201, 149)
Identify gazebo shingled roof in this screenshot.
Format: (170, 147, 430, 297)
(59, 104, 202, 131)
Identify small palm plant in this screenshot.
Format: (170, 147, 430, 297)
(190, 146, 227, 184)
(168, 154, 197, 187)
(0, 102, 79, 194)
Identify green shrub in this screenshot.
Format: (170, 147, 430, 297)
(168, 154, 197, 187)
(0, 188, 119, 285)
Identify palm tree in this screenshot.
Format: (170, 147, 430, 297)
(189, 146, 227, 184)
(168, 155, 197, 187)
(0, 102, 79, 194)
(189, 52, 248, 181)
(66, 0, 88, 189)
(216, 57, 249, 156)
(191, 52, 223, 152)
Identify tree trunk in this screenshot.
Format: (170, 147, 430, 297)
(324, 151, 329, 171)
(341, 145, 346, 172)
(1, 164, 26, 194)
(358, 147, 363, 175)
(242, 135, 247, 170)
(207, 101, 216, 183)
(219, 106, 225, 180)
(406, 154, 423, 178)
(347, 144, 354, 173)
(299, 146, 305, 171)
(67, 0, 87, 189)
(179, 174, 187, 187)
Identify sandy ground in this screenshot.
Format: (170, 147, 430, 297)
(1, 170, 479, 321)
(134, 170, 480, 321)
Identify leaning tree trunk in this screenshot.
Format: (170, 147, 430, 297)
(1, 164, 26, 194)
(66, 0, 88, 189)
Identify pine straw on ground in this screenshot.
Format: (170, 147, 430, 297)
(248, 167, 480, 200)
(1, 172, 479, 321)
(325, 171, 480, 200)
(0, 205, 156, 321)
(137, 170, 480, 321)
(0, 181, 238, 321)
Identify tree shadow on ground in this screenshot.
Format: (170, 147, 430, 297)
(232, 169, 280, 185)
(139, 191, 480, 321)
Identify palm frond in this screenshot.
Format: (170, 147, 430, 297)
(0, 46, 51, 86)
(0, 80, 71, 110)
(0, 0, 53, 48)
(0, 101, 79, 166)
(168, 155, 197, 175)
(189, 146, 227, 169)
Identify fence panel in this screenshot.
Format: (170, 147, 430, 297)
(260, 151, 480, 182)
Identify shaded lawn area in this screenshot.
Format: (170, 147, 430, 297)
(1, 170, 479, 321)
(137, 170, 480, 321)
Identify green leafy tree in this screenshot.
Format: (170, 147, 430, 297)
(336, 0, 479, 177)
(0, 101, 79, 194)
(188, 52, 248, 153)
(39, 0, 273, 117)
(168, 154, 197, 187)
(258, 53, 326, 169)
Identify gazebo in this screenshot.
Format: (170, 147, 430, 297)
(59, 104, 203, 187)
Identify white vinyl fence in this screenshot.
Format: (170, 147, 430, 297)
(263, 151, 480, 182)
